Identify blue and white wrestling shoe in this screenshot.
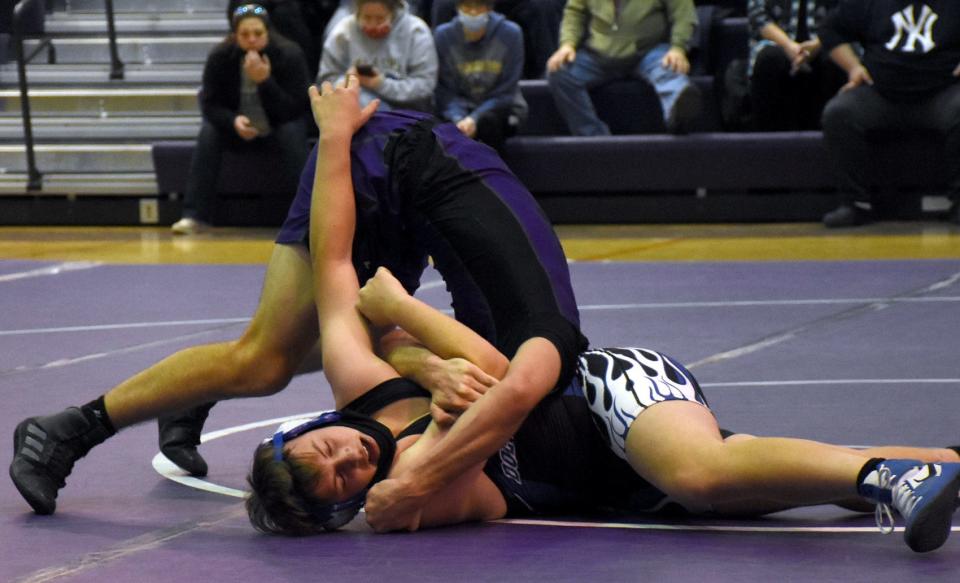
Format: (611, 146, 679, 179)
(860, 460, 960, 553)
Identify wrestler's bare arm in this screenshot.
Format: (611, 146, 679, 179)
(308, 82, 506, 527)
(306, 80, 397, 406)
(359, 268, 559, 532)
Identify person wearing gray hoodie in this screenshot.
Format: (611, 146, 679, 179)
(319, 0, 438, 112)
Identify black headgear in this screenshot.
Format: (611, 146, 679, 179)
(267, 409, 397, 530)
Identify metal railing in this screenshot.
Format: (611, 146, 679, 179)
(13, 0, 125, 191)
(104, 0, 124, 80)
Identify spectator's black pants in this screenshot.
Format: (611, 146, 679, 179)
(749, 45, 844, 131)
(821, 82, 960, 204)
(183, 118, 307, 223)
(474, 107, 518, 153)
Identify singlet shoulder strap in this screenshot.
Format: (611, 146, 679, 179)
(341, 377, 430, 417)
(397, 414, 431, 440)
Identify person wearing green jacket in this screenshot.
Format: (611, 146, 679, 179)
(546, 0, 701, 135)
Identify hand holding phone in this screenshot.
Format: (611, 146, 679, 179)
(355, 63, 376, 77)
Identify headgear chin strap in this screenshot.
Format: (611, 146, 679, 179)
(266, 409, 397, 530)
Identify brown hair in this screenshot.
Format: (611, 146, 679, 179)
(245, 442, 332, 536)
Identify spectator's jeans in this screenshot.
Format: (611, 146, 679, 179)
(821, 82, 960, 205)
(547, 44, 691, 136)
(183, 118, 308, 223)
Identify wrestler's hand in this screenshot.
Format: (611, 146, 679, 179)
(954, 61, 960, 77)
(364, 476, 428, 532)
(423, 356, 496, 427)
(357, 266, 408, 327)
(308, 75, 379, 138)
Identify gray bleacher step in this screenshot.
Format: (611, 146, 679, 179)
(45, 12, 227, 35)
(23, 36, 219, 65)
(0, 63, 202, 86)
(0, 144, 154, 173)
(53, 0, 225, 13)
(0, 172, 158, 195)
(0, 87, 199, 115)
(0, 116, 201, 142)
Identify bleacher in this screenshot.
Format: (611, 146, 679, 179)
(0, 0, 948, 225)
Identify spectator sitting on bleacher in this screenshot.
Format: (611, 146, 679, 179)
(433, 0, 528, 151)
(747, 0, 845, 131)
(546, 0, 702, 136)
(172, 3, 310, 236)
(319, 0, 438, 112)
(431, 0, 566, 79)
(227, 0, 324, 78)
(322, 0, 433, 41)
(818, 0, 960, 228)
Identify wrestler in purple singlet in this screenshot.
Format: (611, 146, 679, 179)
(277, 110, 587, 387)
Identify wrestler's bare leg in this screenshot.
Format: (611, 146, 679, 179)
(106, 243, 319, 427)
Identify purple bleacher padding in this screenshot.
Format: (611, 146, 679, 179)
(714, 17, 749, 80)
(500, 131, 946, 194)
(151, 141, 287, 197)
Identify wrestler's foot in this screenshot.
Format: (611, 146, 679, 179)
(864, 460, 960, 553)
(10, 408, 111, 514)
(158, 402, 215, 477)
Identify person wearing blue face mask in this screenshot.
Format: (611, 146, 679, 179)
(433, 0, 528, 151)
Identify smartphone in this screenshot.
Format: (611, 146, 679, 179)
(355, 63, 376, 77)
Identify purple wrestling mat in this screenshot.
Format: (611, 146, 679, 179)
(2, 259, 959, 582)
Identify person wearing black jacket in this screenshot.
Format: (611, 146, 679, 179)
(818, 0, 960, 228)
(172, 4, 311, 235)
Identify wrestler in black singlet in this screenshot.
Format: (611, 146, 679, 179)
(482, 382, 669, 517)
(346, 377, 669, 518)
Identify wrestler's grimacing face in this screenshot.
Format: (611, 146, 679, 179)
(284, 425, 379, 502)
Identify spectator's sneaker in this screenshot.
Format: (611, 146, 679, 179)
(666, 84, 702, 135)
(170, 217, 208, 235)
(158, 402, 215, 477)
(861, 460, 960, 553)
(10, 408, 112, 515)
(822, 204, 874, 228)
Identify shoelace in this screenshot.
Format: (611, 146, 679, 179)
(875, 465, 896, 534)
(875, 464, 927, 535)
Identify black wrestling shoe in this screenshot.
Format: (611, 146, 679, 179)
(158, 402, 215, 477)
(951, 201, 960, 225)
(823, 204, 875, 228)
(10, 408, 112, 515)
